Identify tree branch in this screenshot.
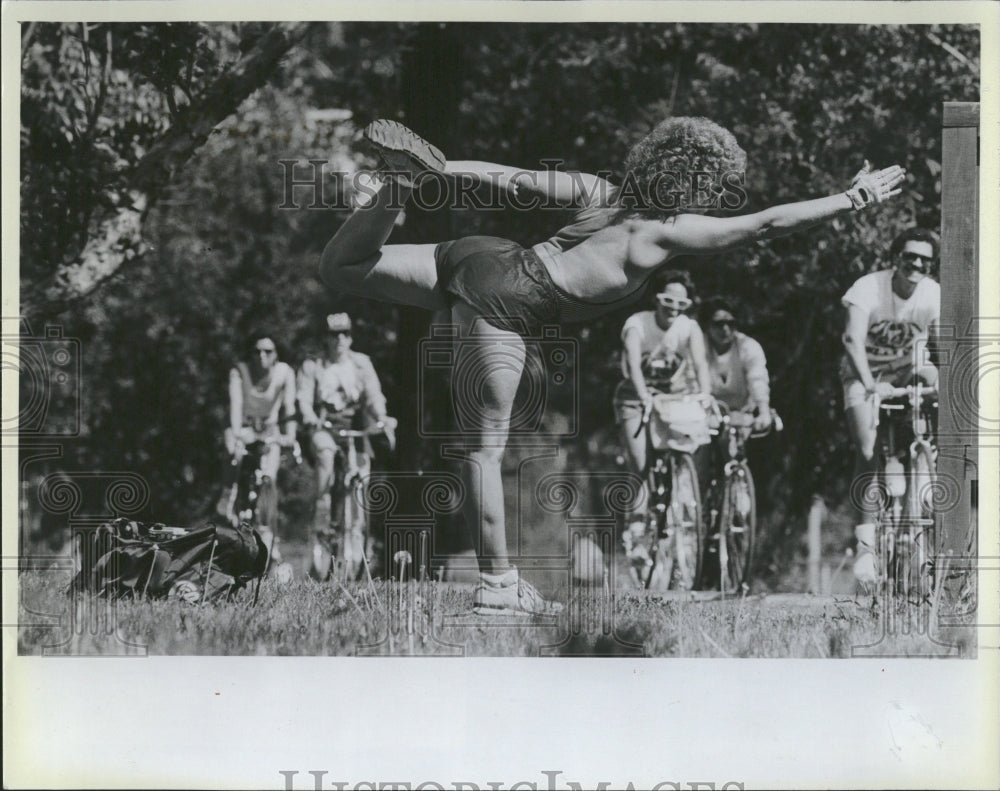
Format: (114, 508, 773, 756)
(22, 21, 317, 321)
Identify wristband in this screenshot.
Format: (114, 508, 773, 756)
(845, 188, 870, 211)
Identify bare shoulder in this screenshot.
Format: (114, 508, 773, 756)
(350, 350, 375, 368)
(275, 361, 295, 382)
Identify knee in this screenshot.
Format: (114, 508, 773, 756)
(465, 445, 506, 468)
(319, 246, 370, 289)
(855, 442, 877, 466)
(315, 450, 335, 480)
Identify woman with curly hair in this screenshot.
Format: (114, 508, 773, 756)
(319, 117, 904, 616)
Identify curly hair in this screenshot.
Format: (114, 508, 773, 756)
(246, 329, 281, 360)
(620, 117, 747, 221)
(889, 227, 940, 261)
(699, 295, 740, 326)
(651, 269, 697, 303)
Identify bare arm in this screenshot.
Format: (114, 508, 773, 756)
(445, 160, 614, 208)
(688, 323, 712, 398)
(660, 193, 855, 255)
(657, 162, 905, 256)
(229, 368, 243, 434)
(623, 328, 651, 402)
(297, 361, 319, 425)
(842, 303, 876, 391)
(281, 365, 297, 441)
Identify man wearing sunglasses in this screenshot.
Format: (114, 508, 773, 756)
(298, 313, 393, 581)
(840, 227, 940, 586)
(221, 331, 298, 566)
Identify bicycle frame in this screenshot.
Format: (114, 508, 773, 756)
(704, 406, 781, 595)
(317, 418, 396, 582)
(872, 383, 938, 598)
(635, 392, 705, 591)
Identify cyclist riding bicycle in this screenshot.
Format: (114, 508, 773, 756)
(696, 296, 773, 587)
(696, 297, 772, 489)
(218, 331, 297, 568)
(701, 296, 772, 431)
(840, 227, 940, 588)
(613, 270, 712, 581)
(298, 313, 394, 581)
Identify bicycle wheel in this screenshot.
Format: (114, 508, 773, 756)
(667, 452, 704, 591)
(718, 465, 756, 594)
(343, 479, 368, 581)
(904, 442, 936, 598)
(643, 456, 671, 590)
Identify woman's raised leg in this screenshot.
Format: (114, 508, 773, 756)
(319, 178, 448, 311)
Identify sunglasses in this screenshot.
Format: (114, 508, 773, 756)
(711, 318, 736, 329)
(656, 293, 692, 311)
(899, 251, 932, 273)
(255, 347, 276, 356)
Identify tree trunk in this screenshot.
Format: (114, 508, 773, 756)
(22, 22, 316, 321)
(390, 25, 466, 554)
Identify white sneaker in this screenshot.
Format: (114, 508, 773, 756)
(473, 567, 563, 616)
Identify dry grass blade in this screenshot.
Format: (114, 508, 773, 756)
(698, 627, 733, 658)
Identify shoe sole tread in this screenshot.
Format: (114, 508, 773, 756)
(362, 120, 446, 172)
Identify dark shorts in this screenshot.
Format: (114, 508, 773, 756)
(435, 236, 560, 335)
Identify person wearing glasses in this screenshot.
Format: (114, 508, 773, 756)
(701, 296, 772, 431)
(840, 228, 940, 585)
(614, 270, 712, 575)
(220, 331, 297, 565)
(298, 313, 393, 581)
(317, 117, 905, 615)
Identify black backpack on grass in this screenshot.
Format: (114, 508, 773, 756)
(69, 518, 269, 604)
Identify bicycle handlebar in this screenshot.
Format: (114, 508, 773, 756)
(877, 384, 938, 411)
(320, 416, 398, 439)
(715, 408, 783, 438)
(230, 434, 302, 465)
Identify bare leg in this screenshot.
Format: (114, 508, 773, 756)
(319, 179, 447, 311)
(846, 399, 880, 586)
(619, 413, 649, 526)
(845, 401, 879, 525)
(450, 301, 525, 575)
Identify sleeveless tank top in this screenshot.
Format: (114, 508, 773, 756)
(237, 362, 285, 423)
(531, 199, 649, 323)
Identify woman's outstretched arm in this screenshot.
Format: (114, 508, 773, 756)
(446, 160, 615, 208)
(657, 163, 905, 254)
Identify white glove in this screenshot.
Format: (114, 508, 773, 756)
(845, 160, 906, 209)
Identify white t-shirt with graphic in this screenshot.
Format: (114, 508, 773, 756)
(620, 311, 701, 394)
(840, 269, 940, 385)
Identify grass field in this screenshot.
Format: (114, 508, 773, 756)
(17, 567, 972, 658)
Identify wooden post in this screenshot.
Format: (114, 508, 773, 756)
(807, 495, 825, 594)
(938, 102, 979, 563)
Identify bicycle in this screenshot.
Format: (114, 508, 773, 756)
(629, 390, 708, 591)
(221, 422, 301, 578)
(871, 382, 938, 599)
(312, 416, 396, 583)
(702, 406, 782, 596)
